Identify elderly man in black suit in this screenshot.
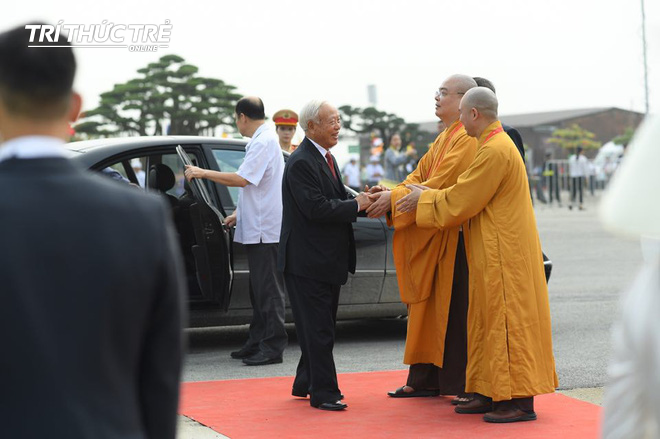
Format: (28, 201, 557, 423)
(0, 24, 186, 438)
(278, 100, 372, 411)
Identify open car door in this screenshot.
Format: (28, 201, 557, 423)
(176, 146, 233, 310)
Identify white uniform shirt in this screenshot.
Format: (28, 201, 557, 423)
(234, 124, 284, 244)
(365, 163, 384, 180)
(342, 161, 360, 187)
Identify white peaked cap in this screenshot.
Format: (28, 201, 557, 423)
(600, 115, 660, 237)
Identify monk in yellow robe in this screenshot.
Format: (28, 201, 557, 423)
(397, 87, 558, 423)
(366, 74, 478, 400)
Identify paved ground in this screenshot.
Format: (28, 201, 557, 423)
(178, 190, 638, 436)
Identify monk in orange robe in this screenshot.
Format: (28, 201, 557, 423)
(367, 74, 478, 400)
(398, 87, 558, 423)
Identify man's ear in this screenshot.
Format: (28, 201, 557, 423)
(471, 107, 479, 121)
(68, 92, 82, 123)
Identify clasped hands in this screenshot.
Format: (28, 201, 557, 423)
(359, 184, 431, 218)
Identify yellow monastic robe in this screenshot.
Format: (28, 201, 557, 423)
(388, 120, 477, 366)
(416, 121, 558, 400)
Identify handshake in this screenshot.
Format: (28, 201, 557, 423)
(355, 184, 431, 218)
(355, 185, 390, 218)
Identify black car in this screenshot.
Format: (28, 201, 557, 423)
(66, 136, 406, 327)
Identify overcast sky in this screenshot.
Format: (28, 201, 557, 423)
(5, 0, 659, 125)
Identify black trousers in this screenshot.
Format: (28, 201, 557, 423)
(285, 272, 341, 407)
(571, 177, 583, 206)
(242, 243, 287, 358)
(547, 174, 561, 204)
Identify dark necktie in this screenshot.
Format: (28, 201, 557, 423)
(325, 152, 338, 180)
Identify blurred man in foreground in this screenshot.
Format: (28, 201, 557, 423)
(0, 24, 186, 438)
(397, 87, 558, 423)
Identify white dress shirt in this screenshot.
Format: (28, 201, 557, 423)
(0, 136, 68, 163)
(308, 137, 359, 211)
(234, 124, 285, 244)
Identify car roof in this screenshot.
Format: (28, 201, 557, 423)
(65, 135, 249, 166)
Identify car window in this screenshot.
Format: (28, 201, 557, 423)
(212, 149, 246, 206)
(129, 157, 146, 187)
(101, 151, 202, 197)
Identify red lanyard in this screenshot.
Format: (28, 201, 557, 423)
(483, 126, 503, 144)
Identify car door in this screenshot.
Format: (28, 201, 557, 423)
(176, 146, 234, 311)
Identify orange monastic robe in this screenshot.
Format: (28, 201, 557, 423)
(388, 120, 477, 366)
(416, 121, 558, 400)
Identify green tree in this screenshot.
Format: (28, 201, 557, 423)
(547, 123, 601, 153)
(612, 127, 635, 147)
(75, 54, 241, 138)
(338, 105, 418, 148)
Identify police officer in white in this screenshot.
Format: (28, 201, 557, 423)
(185, 96, 287, 365)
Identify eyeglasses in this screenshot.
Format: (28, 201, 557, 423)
(435, 89, 465, 98)
(323, 118, 342, 127)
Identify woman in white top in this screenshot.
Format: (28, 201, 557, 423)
(568, 146, 589, 210)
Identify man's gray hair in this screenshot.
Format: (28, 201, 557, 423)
(299, 100, 327, 132)
(462, 87, 498, 119)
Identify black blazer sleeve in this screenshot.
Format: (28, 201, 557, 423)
(286, 156, 358, 223)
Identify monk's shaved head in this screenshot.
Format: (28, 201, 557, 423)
(436, 74, 477, 124)
(461, 87, 498, 120)
(444, 74, 478, 94)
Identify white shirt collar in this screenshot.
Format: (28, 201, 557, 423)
(251, 123, 268, 138)
(308, 137, 330, 158)
(0, 136, 68, 163)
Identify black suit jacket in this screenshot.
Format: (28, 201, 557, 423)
(0, 157, 186, 439)
(503, 123, 525, 163)
(278, 137, 357, 285)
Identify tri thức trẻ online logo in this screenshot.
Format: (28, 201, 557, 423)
(25, 20, 172, 52)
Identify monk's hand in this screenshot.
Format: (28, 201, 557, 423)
(365, 184, 389, 194)
(184, 165, 205, 181)
(396, 184, 430, 213)
(366, 190, 392, 218)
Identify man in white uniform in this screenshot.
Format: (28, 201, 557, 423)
(185, 96, 287, 365)
(342, 155, 361, 192)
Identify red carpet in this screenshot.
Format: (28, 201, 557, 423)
(180, 370, 600, 438)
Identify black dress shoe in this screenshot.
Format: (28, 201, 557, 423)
(230, 347, 258, 359)
(317, 401, 347, 411)
(242, 352, 283, 366)
(483, 409, 537, 423)
(292, 389, 344, 400)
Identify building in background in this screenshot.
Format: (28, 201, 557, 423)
(418, 107, 644, 168)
